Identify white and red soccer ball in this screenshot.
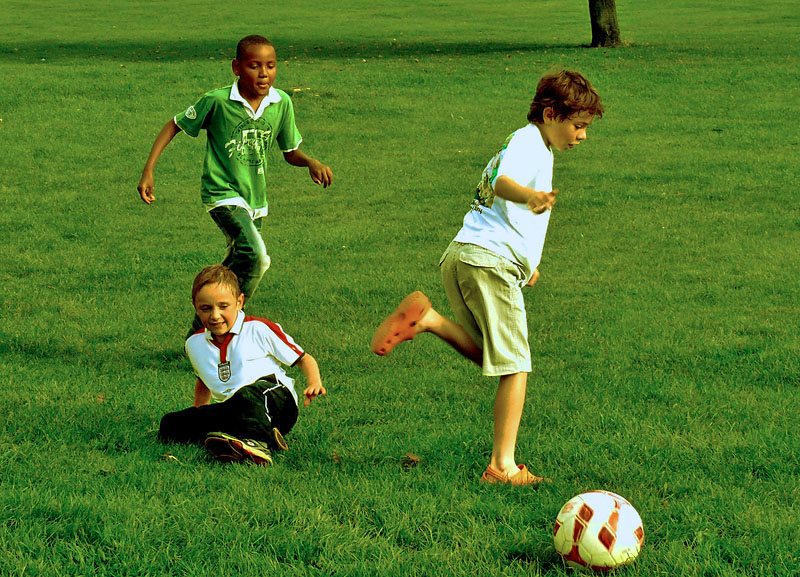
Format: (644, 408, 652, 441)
(553, 490, 644, 572)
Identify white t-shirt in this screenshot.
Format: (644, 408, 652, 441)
(453, 123, 554, 283)
(185, 310, 303, 405)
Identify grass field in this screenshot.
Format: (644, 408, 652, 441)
(1, 0, 798, 575)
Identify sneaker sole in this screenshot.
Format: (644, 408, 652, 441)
(205, 435, 273, 466)
(273, 428, 289, 451)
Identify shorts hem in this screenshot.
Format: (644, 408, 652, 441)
(482, 366, 532, 377)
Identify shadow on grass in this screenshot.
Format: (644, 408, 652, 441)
(507, 548, 568, 574)
(0, 334, 189, 373)
(1, 38, 591, 63)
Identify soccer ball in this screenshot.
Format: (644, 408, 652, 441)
(553, 490, 644, 572)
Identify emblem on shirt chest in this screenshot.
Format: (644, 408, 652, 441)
(218, 361, 232, 382)
(225, 119, 273, 166)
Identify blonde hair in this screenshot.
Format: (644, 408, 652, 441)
(191, 265, 242, 302)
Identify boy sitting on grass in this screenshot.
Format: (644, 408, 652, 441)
(159, 265, 326, 465)
(371, 70, 603, 485)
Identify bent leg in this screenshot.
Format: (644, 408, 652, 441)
(159, 405, 219, 444)
(420, 308, 482, 365)
(209, 206, 271, 301)
(370, 292, 482, 365)
(185, 207, 270, 336)
(264, 383, 299, 436)
(158, 384, 272, 445)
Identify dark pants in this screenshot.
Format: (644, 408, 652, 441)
(188, 205, 271, 335)
(159, 378, 298, 446)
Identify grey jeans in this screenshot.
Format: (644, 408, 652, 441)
(188, 205, 271, 335)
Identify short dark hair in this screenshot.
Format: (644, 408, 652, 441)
(527, 70, 604, 124)
(191, 265, 242, 302)
(236, 35, 274, 61)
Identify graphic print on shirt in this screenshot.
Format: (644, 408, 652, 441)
(224, 118, 273, 170)
(470, 132, 515, 214)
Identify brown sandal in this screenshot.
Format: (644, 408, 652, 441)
(481, 464, 550, 486)
(370, 291, 431, 355)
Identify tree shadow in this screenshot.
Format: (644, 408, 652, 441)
(1, 37, 589, 63)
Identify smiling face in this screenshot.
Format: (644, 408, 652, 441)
(193, 282, 244, 344)
(539, 108, 595, 152)
(232, 43, 277, 106)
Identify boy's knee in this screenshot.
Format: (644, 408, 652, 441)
(158, 411, 189, 443)
(158, 413, 176, 442)
(236, 246, 270, 274)
(255, 252, 271, 276)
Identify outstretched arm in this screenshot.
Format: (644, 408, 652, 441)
(283, 149, 333, 188)
(138, 119, 182, 204)
(296, 353, 326, 407)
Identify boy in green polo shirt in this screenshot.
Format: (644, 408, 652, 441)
(138, 35, 332, 332)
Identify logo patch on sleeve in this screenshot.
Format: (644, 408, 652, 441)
(185, 106, 197, 120)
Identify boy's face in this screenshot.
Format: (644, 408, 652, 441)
(193, 282, 244, 342)
(540, 109, 595, 152)
(232, 43, 278, 102)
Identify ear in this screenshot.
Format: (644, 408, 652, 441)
(231, 59, 241, 76)
(236, 293, 245, 310)
(543, 106, 556, 124)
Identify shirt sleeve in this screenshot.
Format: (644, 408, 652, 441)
(493, 130, 541, 189)
(184, 337, 206, 381)
(175, 90, 218, 138)
(259, 319, 304, 366)
(275, 92, 303, 152)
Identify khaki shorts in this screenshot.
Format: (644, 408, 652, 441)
(439, 241, 531, 376)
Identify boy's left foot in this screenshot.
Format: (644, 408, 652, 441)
(481, 464, 551, 486)
(204, 432, 273, 465)
(371, 291, 431, 355)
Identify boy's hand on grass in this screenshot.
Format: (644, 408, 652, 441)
(308, 160, 333, 188)
(138, 172, 156, 204)
(526, 189, 557, 214)
(303, 382, 327, 406)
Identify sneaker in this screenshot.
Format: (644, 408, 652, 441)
(271, 428, 289, 452)
(204, 432, 273, 466)
(370, 291, 431, 355)
(481, 464, 551, 486)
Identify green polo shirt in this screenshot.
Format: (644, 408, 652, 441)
(175, 84, 302, 218)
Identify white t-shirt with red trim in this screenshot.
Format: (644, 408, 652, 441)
(185, 310, 303, 405)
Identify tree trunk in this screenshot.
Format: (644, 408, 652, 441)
(588, 0, 622, 47)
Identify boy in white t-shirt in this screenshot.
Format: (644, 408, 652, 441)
(371, 70, 604, 485)
(159, 265, 326, 465)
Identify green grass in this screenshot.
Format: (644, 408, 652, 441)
(1, 0, 798, 575)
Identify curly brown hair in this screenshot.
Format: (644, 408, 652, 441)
(527, 70, 604, 124)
